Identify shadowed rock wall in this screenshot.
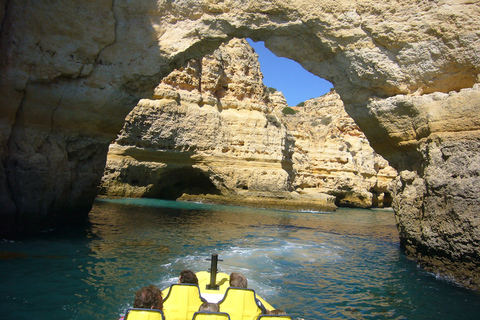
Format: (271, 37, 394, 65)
(1, 0, 479, 289)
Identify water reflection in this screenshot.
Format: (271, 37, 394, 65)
(1, 199, 479, 320)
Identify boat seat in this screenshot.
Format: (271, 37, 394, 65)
(217, 288, 264, 320)
(163, 284, 206, 320)
(257, 315, 292, 320)
(192, 311, 231, 320)
(124, 308, 165, 320)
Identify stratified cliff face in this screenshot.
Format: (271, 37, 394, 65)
(1, 0, 479, 289)
(386, 88, 480, 289)
(100, 39, 337, 211)
(101, 39, 396, 210)
(282, 91, 397, 208)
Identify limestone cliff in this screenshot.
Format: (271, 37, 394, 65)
(281, 91, 398, 208)
(100, 39, 397, 211)
(386, 86, 480, 289)
(1, 0, 480, 290)
(100, 38, 335, 211)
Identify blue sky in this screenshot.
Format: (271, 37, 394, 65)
(247, 38, 333, 106)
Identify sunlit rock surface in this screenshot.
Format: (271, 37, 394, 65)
(1, 0, 479, 289)
(100, 39, 398, 211)
(282, 91, 398, 208)
(100, 38, 335, 211)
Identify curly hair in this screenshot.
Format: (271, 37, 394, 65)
(179, 269, 199, 285)
(133, 285, 163, 310)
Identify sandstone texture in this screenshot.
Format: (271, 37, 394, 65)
(282, 91, 398, 208)
(101, 39, 395, 211)
(1, 0, 480, 289)
(100, 39, 337, 211)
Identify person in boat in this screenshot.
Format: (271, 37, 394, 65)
(179, 269, 199, 285)
(133, 285, 163, 309)
(119, 285, 163, 320)
(229, 272, 267, 313)
(268, 309, 287, 315)
(229, 272, 248, 288)
(198, 301, 220, 312)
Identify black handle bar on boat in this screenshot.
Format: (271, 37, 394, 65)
(206, 253, 223, 290)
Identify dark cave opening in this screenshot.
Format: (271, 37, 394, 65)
(144, 166, 220, 200)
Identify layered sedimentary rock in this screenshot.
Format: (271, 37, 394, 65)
(1, 0, 479, 289)
(101, 39, 397, 210)
(101, 38, 335, 211)
(282, 91, 398, 208)
(386, 87, 480, 289)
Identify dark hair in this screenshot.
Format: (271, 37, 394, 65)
(180, 269, 199, 285)
(229, 272, 248, 288)
(133, 285, 163, 310)
(269, 309, 287, 315)
(199, 302, 219, 312)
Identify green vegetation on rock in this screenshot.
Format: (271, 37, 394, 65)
(282, 106, 297, 115)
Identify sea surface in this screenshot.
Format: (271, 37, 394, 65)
(1, 198, 479, 320)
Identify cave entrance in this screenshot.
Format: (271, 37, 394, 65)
(144, 166, 220, 200)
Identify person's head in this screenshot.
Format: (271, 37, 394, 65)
(133, 285, 163, 310)
(179, 269, 199, 285)
(198, 302, 219, 312)
(268, 309, 287, 315)
(229, 272, 248, 288)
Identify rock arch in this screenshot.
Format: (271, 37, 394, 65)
(1, 0, 479, 288)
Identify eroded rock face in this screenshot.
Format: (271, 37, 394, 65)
(101, 39, 395, 210)
(388, 87, 480, 289)
(1, 0, 479, 289)
(101, 39, 308, 209)
(282, 91, 398, 208)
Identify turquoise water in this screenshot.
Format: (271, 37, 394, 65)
(1, 198, 479, 320)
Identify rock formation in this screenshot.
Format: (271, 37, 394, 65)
(100, 39, 397, 210)
(282, 91, 398, 208)
(100, 38, 336, 211)
(1, 0, 479, 289)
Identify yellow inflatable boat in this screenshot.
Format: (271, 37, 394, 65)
(123, 254, 290, 320)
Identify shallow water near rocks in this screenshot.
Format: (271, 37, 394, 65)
(1, 198, 478, 320)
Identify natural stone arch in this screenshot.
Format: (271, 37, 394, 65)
(1, 1, 479, 288)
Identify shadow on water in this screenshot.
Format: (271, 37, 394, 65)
(1, 198, 479, 320)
